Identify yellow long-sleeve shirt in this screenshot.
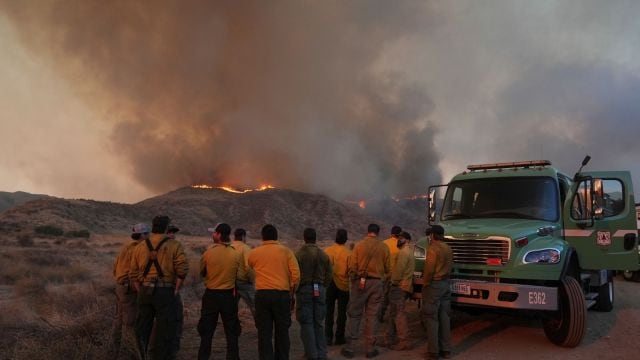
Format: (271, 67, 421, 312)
(200, 243, 242, 289)
(231, 240, 255, 283)
(129, 234, 189, 284)
(247, 240, 300, 291)
(113, 240, 139, 284)
(391, 245, 415, 293)
(324, 243, 351, 292)
(422, 240, 453, 286)
(348, 235, 390, 280)
(383, 236, 401, 272)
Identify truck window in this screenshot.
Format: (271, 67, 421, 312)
(597, 179, 624, 217)
(442, 177, 559, 222)
(571, 179, 624, 220)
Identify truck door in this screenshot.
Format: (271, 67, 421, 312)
(563, 171, 638, 270)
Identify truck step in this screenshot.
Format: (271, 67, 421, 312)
(585, 299, 597, 309)
(585, 292, 598, 300)
(580, 273, 591, 282)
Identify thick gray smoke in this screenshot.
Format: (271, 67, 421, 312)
(0, 1, 440, 199)
(3, 1, 640, 201)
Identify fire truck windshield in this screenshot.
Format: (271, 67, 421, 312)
(442, 177, 559, 222)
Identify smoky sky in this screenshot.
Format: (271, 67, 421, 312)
(2, 1, 640, 202)
(0, 0, 439, 200)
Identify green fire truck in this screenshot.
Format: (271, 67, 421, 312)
(413, 158, 639, 347)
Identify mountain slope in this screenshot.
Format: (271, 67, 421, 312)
(0, 191, 50, 213)
(0, 187, 389, 241)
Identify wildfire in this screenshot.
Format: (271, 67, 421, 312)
(392, 194, 429, 202)
(345, 200, 367, 209)
(191, 184, 276, 194)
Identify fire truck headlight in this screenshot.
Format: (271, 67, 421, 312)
(523, 249, 561, 264)
(413, 245, 426, 260)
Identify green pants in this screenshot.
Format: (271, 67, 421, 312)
(421, 280, 452, 356)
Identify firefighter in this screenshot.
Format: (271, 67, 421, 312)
(324, 229, 351, 346)
(197, 223, 243, 360)
(341, 223, 390, 359)
(147, 225, 184, 359)
(231, 228, 256, 320)
(380, 225, 402, 323)
(111, 223, 149, 356)
(129, 215, 189, 360)
(295, 228, 332, 360)
(385, 231, 415, 351)
(421, 225, 453, 360)
(247, 224, 300, 360)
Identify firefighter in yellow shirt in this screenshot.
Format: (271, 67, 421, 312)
(231, 228, 256, 319)
(421, 225, 453, 360)
(129, 216, 189, 360)
(380, 225, 402, 323)
(110, 223, 149, 356)
(341, 223, 390, 359)
(198, 223, 243, 360)
(248, 224, 300, 360)
(385, 231, 415, 351)
(324, 228, 351, 346)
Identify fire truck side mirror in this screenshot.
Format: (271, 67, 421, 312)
(428, 188, 437, 224)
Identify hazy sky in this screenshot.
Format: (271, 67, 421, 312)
(1, 1, 639, 203)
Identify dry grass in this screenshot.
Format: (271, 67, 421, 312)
(0, 234, 227, 360)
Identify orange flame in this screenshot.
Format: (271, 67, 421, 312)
(358, 200, 366, 209)
(191, 184, 276, 194)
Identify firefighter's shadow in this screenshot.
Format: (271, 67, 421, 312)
(449, 311, 544, 352)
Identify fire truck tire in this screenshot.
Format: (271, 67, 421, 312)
(622, 270, 640, 282)
(594, 279, 614, 312)
(542, 276, 586, 347)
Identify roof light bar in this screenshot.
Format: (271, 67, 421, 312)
(467, 160, 552, 171)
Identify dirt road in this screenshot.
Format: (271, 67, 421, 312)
(179, 276, 639, 360)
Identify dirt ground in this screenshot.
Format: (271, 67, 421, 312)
(177, 276, 639, 360)
(1, 235, 639, 360)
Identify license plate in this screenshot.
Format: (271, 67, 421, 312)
(451, 282, 471, 296)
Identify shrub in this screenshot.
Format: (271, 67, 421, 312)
(65, 229, 91, 238)
(17, 233, 34, 247)
(35, 225, 64, 236)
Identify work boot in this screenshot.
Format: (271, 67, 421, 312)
(365, 348, 380, 358)
(340, 348, 354, 359)
(440, 350, 452, 359)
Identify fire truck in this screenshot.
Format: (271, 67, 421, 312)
(413, 157, 639, 347)
(622, 204, 640, 281)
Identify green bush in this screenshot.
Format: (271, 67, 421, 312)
(34, 225, 64, 236)
(65, 229, 91, 238)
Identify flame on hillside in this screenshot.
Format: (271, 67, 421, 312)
(191, 184, 275, 194)
(345, 200, 367, 209)
(391, 194, 429, 202)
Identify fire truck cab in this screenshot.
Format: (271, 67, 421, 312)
(413, 158, 639, 347)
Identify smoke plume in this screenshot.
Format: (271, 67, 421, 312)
(0, 1, 440, 200)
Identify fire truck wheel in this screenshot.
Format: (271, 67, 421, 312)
(594, 279, 614, 312)
(542, 276, 586, 347)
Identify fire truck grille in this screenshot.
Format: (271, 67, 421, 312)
(443, 238, 511, 265)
